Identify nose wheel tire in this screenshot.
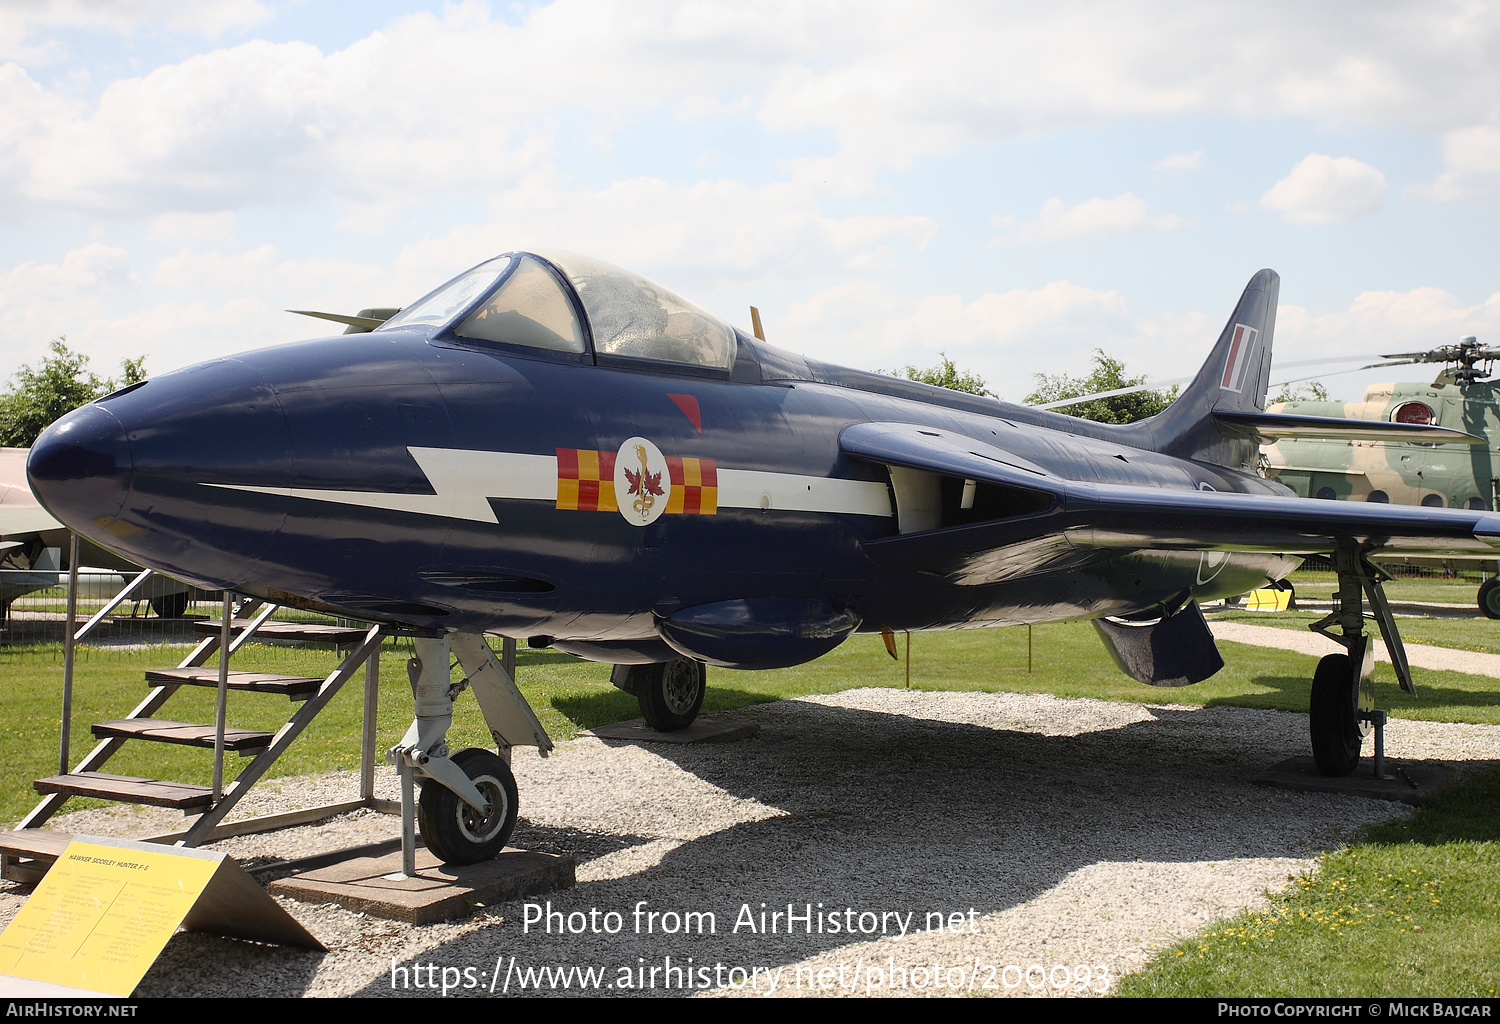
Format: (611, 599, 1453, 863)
(1309, 653, 1372, 777)
(637, 657, 706, 732)
(418, 747, 519, 865)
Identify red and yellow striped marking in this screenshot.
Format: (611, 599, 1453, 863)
(556, 448, 618, 512)
(665, 456, 718, 515)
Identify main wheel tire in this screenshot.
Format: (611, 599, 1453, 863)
(150, 592, 190, 619)
(1273, 580, 1296, 610)
(637, 657, 706, 732)
(1309, 653, 1364, 777)
(1479, 577, 1500, 619)
(417, 748, 519, 865)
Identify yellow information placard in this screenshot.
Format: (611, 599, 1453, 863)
(0, 838, 234, 996)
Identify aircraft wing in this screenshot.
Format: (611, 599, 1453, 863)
(0, 505, 62, 539)
(840, 422, 1500, 586)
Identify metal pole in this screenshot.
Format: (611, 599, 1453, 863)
(212, 593, 231, 802)
(59, 532, 80, 775)
(360, 640, 380, 803)
(904, 631, 910, 688)
(1028, 624, 1033, 674)
(400, 759, 416, 877)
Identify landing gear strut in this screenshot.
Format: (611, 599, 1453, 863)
(1306, 541, 1413, 777)
(388, 633, 553, 871)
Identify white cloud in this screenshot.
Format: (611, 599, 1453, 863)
(0, 1, 272, 65)
(6, 3, 1500, 218)
(0, 244, 141, 376)
(1152, 150, 1205, 172)
(151, 245, 388, 307)
(998, 194, 1188, 246)
(1279, 287, 1500, 354)
(1260, 154, 1388, 224)
(148, 211, 235, 244)
(780, 279, 1146, 400)
(0, 243, 136, 305)
(1409, 125, 1500, 201)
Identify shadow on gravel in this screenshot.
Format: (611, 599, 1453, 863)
(350, 694, 1413, 998)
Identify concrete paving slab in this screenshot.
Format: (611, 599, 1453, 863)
(583, 717, 759, 744)
(269, 848, 575, 924)
(1251, 755, 1461, 806)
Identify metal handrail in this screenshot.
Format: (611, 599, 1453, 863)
(72, 567, 154, 643)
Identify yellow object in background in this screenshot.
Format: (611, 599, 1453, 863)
(1246, 587, 1292, 611)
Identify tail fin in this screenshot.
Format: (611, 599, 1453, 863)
(1117, 269, 1279, 470)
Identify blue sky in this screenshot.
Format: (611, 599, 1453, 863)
(3, 1, 1499, 404)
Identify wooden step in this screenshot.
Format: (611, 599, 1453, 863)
(145, 667, 322, 700)
(192, 620, 369, 644)
(0, 829, 76, 882)
(92, 718, 273, 752)
(0, 829, 74, 862)
(33, 772, 212, 810)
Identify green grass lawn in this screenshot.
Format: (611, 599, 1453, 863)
(3, 610, 1499, 824)
(1116, 768, 1500, 997)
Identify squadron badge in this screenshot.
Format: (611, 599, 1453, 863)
(615, 436, 671, 526)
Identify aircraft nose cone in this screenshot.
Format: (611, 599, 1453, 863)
(27, 403, 133, 530)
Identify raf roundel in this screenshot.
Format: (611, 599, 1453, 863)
(614, 436, 671, 527)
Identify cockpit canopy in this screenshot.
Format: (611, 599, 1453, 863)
(378, 250, 737, 372)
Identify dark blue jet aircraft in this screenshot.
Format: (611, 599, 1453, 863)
(26, 251, 1500, 863)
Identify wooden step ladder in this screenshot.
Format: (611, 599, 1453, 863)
(2, 592, 393, 882)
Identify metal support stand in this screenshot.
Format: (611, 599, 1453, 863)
(360, 648, 380, 803)
(1368, 708, 1389, 780)
(398, 759, 417, 879)
(59, 533, 79, 775)
(212, 593, 231, 802)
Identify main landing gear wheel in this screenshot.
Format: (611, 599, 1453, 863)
(150, 592, 189, 619)
(1309, 653, 1373, 777)
(418, 747, 519, 865)
(1479, 577, 1500, 619)
(637, 658, 706, 732)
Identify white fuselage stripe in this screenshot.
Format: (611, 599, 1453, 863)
(204, 447, 893, 522)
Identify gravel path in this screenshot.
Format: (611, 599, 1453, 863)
(4, 687, 1498, 998)
(1211, 620, 1500, 675)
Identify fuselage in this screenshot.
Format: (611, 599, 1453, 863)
(26, 250, 1306, 668)
(27, 324, 1295, 652)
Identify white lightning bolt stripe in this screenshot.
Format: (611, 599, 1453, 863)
(204, 446, 892, 521)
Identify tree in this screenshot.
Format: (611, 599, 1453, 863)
(882, 352, 994, 397)
(1271, 380, 1330, 404)
(1023, 349, 1176, 424)
(0, 339, 147, 447)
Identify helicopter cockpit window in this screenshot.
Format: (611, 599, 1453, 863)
(378, 256, 514, 332)
(537, 250, 736, 372)
(1392, 401, 1434, 425)
(454, 256, 586, 353)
